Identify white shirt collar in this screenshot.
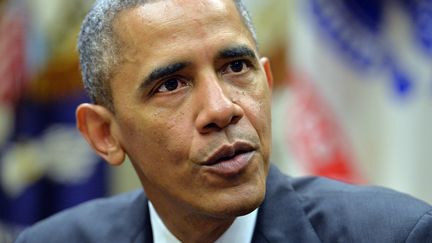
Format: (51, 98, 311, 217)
(149, 201, 258, 243)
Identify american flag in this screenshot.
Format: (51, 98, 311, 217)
(288, 73, 364, 184)
(288, 0, 432, 203)
(0, 4, 28, 106)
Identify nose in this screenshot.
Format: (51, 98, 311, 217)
(195, 77, 244, 133)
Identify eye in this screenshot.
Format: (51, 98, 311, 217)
(222, 60, 251, 75)
(155, 78, 189, 93)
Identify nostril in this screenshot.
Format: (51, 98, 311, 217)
(203, 122, 221, 132)
(202, 114, 242, 133)
(231, 114, 241, 124)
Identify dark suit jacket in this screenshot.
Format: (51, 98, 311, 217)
(16, 165, 432, 242)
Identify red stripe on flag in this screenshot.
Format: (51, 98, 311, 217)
(0, 6, 27, 105)
(287, 73, 364, 184)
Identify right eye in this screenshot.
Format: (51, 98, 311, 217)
(155, 78, 189, 94)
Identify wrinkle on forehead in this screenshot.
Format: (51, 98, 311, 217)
(193, 0, 227, 10)
(139, 0, 231, 25)
(112, 0, 244, 62)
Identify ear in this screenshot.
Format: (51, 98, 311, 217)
(76, 103, 125, 166)
(260, 57, 274, 89)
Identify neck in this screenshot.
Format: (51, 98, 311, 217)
(136, 168, 248, 242)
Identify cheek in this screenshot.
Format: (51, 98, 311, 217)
(120, 117, 162, 159)
(164, 116, 194, 156)
(239, 84, 272, 154)
(243, 84, 272, 130)
(119, 110, 193, 166)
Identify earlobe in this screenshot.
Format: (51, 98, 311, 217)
(260, 57, 274, 89)
(76, 103, 125, 166)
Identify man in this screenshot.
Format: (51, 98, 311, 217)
(17, 0, 432, 242)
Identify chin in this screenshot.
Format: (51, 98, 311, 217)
(204, 184, 266, 219)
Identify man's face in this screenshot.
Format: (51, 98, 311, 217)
(110, 0, 272, 218)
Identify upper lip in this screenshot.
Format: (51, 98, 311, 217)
(202, 141, 256, 166)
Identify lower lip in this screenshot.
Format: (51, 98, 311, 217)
(204, 151, 255, 177)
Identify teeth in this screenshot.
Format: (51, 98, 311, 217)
(220, 151, 244, 162)
(219, 153, 235, 162)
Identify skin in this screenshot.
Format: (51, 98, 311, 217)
(76, 0, 273, 242)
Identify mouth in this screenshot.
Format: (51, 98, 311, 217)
(201, 142, 256, 177)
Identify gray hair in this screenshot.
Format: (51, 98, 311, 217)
(78, 0, 258, 112)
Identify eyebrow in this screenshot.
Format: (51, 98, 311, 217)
(217, 45, 257, 60)
(139, 62, 189, 91)
(138, 45, 256, 92)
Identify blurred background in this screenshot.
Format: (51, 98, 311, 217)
(1, 0, 432, 241)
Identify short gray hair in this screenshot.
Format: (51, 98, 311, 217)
(78, 0, 257, 112)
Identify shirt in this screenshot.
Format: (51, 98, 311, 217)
(149, 202, 258, 243)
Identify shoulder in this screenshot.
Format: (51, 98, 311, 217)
(15, 189, 149, 243)
(286, 173, 432, 242)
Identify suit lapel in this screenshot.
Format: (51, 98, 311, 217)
(129, 193, 154, 243)
(135, 166, 321, 243)
(252, 165, 321, 243)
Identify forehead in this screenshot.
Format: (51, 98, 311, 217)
(112, 0, 254, 59)
(131, 0, 231, 20)
(115, 0, 238, 28)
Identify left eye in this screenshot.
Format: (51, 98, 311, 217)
(156, 78, 188, 93)
(223, 60, 250, 74)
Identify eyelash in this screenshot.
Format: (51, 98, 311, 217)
(151, 77, 190, 95)
(149, 59, 255, 96)
(222, 59, 254, 75)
